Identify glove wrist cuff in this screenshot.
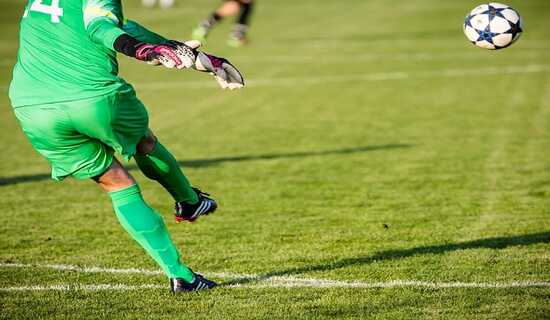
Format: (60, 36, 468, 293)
(113, 34, 148, 60)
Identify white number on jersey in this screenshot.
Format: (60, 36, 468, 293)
(28, 0, 64, 23)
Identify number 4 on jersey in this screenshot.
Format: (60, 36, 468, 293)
(27, 0, 64, 23)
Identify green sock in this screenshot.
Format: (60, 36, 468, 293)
(134, 142, 198, 204)
(109, 184, 195, 282)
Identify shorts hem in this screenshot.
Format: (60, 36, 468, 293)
(51, 153, 115, 181)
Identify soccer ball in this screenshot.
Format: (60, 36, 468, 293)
(463, 3, 523, 50)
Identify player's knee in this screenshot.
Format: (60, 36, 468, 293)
(94, 159, 136, 192)
(110, 169, 135, 187)
(136, 133, 157, 155)
(220, 0, 241, 14)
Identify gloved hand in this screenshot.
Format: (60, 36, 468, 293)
(184, 41, 245, 90)
(134, 40, 197, 69)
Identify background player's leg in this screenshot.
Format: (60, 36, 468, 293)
(192, 0, 242, 42)
(229, 0, 254, 47)
(134, 133, 198, 204)
(217, 0, 242, 16)
(94, 159, 195, 282)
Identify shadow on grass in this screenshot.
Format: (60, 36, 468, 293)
(0, 144, 410, 186)
(222, 231, 550, 286)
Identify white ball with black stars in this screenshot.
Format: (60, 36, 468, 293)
(463, 3, 523, 50)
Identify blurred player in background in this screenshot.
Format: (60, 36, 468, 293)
(142, 0, 175, 9)
(192, 0, 255, 47)
(10, 0, 243, 293)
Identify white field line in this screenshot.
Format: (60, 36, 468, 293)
(2, 281, 550, 292)
(0, 262, 251, 279)
(0, 284, 165, 292)
(1, 262, 549, 291)
(132, 64, 550, 90)
(233, 279, 550, 289)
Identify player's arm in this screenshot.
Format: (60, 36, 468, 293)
(83, 0, 126, 51)
(83, 0, 244, 88)
(112, 32, 245, 89)
(117, 21, 245, 89)
(83, 0, 195, 69)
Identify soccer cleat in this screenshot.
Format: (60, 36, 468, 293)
(227, 35, 247, 48)
(227, 24, 248, 47)
(174, 188, 217, 222)
(170, 273, 218, 293)
(192, 26, 209, 44)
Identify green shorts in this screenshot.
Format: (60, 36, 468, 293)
(14, 89, 149, 181)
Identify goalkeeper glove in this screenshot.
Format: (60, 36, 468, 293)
(114, 35, 196, 69)
(114, 35, 244, 89)
(135, 40, 196, 69)
(183, 40, 245, 90)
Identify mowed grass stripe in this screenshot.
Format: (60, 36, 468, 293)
(472, 76, 528, 234)
(134, 64, 550, 90)
(1, 64, 548, 92)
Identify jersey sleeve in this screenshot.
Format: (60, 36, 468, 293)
(122, 20, 167, 44)
(83, 0, 127, 49)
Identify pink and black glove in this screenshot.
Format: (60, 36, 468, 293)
(182, 40, 245, 90)
(135, 40, 198, 69)
(114, 35, 196, 69)
(114, 35, 244, 90)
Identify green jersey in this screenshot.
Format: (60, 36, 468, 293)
(9, 0, 166, 107)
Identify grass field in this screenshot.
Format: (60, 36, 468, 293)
(1, 0, 550, 319)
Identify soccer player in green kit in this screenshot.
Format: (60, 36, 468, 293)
(9, 0, 244, 293)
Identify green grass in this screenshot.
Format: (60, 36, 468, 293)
(1, 0, 550, 319)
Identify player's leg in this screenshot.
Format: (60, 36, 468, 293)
(72, 88, 216, 223)
(94, 159, 194, 280)
(134, 132, 218, 222)
(192, 0, 242, 42)
(217, 0, 243, 16)
(135, 132, 198, 204)
(94, 159, 217, 292)
(14, 99, 216, 292)
(228, 0, 254, 47)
